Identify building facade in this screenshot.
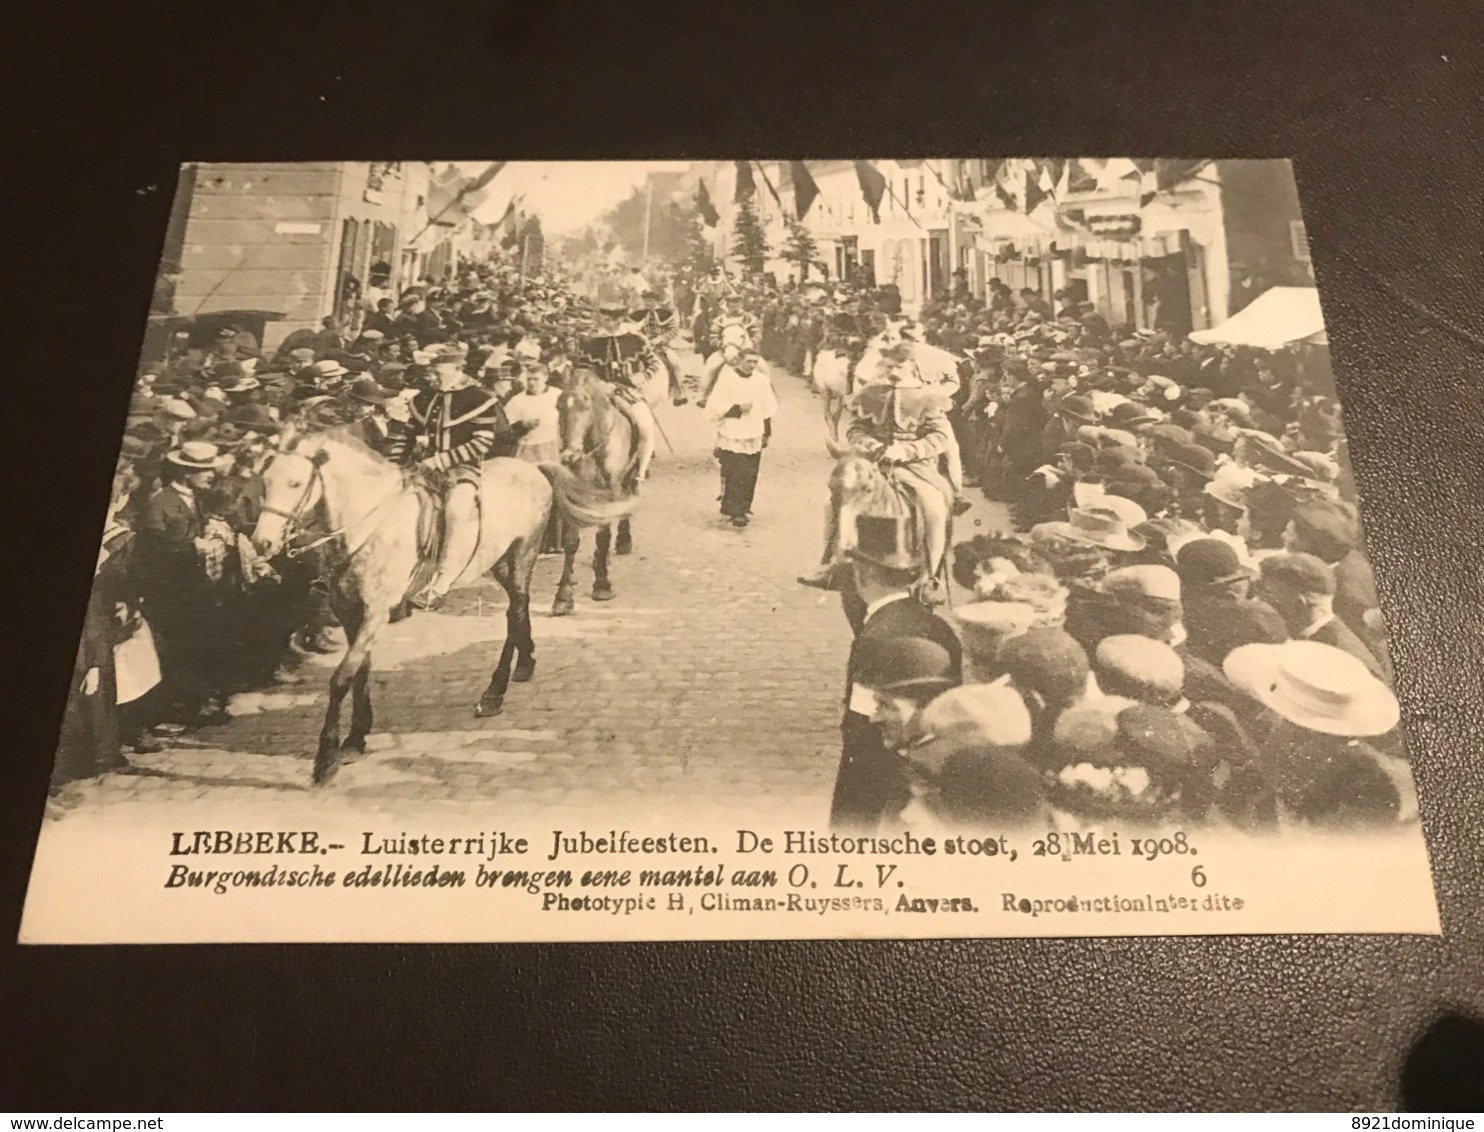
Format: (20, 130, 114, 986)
(687, 158, 1311, 331)
(155, 161, 472, 351)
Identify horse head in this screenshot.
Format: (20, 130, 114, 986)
(252, 437, 329, 558)
(556, 364, 605, 467)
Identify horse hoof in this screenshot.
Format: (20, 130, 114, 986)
(614, 537, 633, 556)
(311, 754, 341, 786)
(513, 657, 536, 683)
(475, 697, 504, 718)
(592, 584, 616, 602)
(340, 740, 369, 765)
(552, 597, 575, 617)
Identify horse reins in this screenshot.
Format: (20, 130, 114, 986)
(260, 452, 406, 559)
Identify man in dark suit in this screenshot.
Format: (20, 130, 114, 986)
(830, 514, 964, 831)
(135, 441, 229, 726)
(1255, 552, 1388, 680)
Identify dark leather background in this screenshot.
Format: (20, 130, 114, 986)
(2, 1, 1481, 1112)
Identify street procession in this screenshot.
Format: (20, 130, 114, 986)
(48, 157, 1417, 840)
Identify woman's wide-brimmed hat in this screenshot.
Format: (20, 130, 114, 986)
(1040, 506, 1147, 553)
(165, 440, 227, 470)
(1223, 640, 1399, 738)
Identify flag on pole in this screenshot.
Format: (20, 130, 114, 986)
(734, 160, 756, 203)
(790, 160, 819, 218)
(466, 161, 508, 193)
(695, 180, 720, 226)
(854, 160, 887, 222)
(755, 161, 782, 208)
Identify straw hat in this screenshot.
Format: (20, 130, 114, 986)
(165, 440, 227, 471)
(1223, 640, 1399, 737)
(1069, 487, 1147, 530)
(1204, 463, 1262, 511)
(1039, 506, 1147, 553)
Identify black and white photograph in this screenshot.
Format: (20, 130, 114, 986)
(18, 157, 1438, 943)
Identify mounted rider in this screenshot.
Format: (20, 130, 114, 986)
(385, 341, 530, 612)
(578, 287, 660, 485)
(799, 340, 956, 602)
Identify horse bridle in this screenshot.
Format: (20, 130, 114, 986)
(257, 451, 329, 557)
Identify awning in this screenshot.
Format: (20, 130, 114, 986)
(1189, 286, 1327, 349)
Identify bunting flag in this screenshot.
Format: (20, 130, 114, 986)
(1024, 165, 1048, 213)
(755, 161, 783, 208)
(1155, 157, 1211, 191)
(695, 180, 720, 226)
(790, 160, 819, 218)
(896, 158, 926, 169)
(993, 168, 1018, 211)
(734, 160, 756, 203)
(1044, 158, 1067, 193)
(854, 160, 887, 222)
(497, 198, 520, 240)
(1068, 158, 1101, 193)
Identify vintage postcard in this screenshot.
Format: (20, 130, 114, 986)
(19, 158, 1438, 942)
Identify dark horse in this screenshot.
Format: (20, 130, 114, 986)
(549, 364, 654, 616)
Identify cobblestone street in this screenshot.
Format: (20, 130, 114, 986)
(49, 359, 1020, 830)
(48, 355, 1010, 825)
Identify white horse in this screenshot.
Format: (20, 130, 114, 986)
(252, 422, 634, 785)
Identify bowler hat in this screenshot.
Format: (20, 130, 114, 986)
(1057, 394, 1097, 423)
(848, 514, 919, 572)
(1106, 402, 1160, 430)
(1165, 441, 1216, 479)
(1258, 552, 1336, 596)
(346, 376, 389, 405)
(854, 636, 957, 699)
(225, 403, 280, 432)
(1176, 538, 1254, 589)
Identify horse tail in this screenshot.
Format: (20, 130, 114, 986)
(537, 462, 641, 528)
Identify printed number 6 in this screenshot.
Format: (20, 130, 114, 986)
(1191, 865, 1207, 888)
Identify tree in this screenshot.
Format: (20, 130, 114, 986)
(682, 208, 713, 275)
(781, 218, 820, 282)
(600, 187, 690, 264)
(732, 196, 768, 278)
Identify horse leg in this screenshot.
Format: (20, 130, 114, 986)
(592, 525, 616, 601)
(614, 516, 633, 556)
(507, 535, 539, 684)
(477, 552, 521, 716)
(314, 602, 377, 785)
(552, 517, 578, 616)
(343, 657, 374, 755)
